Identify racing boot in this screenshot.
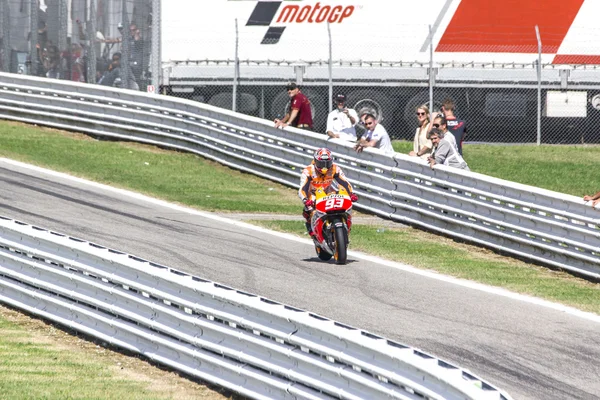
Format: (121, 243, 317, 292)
(303, 210, 315, 237)
(305, 222, 316, 237)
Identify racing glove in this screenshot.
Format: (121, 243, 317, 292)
(350, 193, 359, 202)
(303, 198, 314, 208)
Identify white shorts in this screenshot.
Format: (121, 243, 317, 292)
(335, 132, 357, 141)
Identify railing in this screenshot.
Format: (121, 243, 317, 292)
(0, 73, 597, 280)
(0, 217, 512, 399)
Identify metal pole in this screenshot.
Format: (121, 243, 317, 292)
(121, 0, 130, 89)
(87, 0, 97, 83)
(150, 0, 161, 91)
(428, 24, 433, 111)
(259, 86, 265, 119)
(1, 0, 10, 72)
(58, 0, 68, 56)
(29, 0, 39, 76)
(232, 18, 239, 112)
(535, 25, 541, 146)
(327, 21, 333, 113)
(0, 0, 3, 71)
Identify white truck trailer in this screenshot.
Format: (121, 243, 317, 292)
(161, 0, 600, 143)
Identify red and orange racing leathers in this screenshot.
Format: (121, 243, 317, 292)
(298, 163, 353, 202)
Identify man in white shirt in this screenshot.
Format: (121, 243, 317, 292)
(354, 113, 394, 154)
(326, 94, 359, 141)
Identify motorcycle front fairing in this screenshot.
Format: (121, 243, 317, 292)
(311, 188, 353, 256)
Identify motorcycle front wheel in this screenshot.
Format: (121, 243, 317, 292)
(333, 225, 348, 265)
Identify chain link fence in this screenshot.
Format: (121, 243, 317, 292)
(0, 0, 154, 90)
(2, 2, 600, 144)
(163, 16, 600, 145)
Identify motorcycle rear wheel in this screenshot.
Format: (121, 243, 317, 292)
(333, 225, 348, 265)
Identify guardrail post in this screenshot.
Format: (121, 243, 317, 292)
(535, 25, 542, 146)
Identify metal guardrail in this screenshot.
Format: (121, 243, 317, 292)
(0, 73, 598, 280)
(0, 217, 512, 400)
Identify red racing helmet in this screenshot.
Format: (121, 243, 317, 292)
(313, 148, 333, 174)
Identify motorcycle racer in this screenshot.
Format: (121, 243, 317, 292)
(299, 148, 358, 235)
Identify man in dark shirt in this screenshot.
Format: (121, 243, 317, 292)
(441, 99, 467, 155)
(274, 82, 313, 130)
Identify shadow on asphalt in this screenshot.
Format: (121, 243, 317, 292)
(302, 257, 358, 265)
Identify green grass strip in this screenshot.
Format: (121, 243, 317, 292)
(0, 316, 175, 400)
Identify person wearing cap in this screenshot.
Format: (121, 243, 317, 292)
(274, 83, 313, 130)
(326, 94, 359, 141)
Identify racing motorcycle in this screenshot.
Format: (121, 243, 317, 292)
(309, 186, 353, 265)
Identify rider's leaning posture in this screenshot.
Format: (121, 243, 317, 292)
(299, 148, 358, 235)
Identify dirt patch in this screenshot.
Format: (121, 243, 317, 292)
(0, 303, 238, 399)
(119, 141, 179, 154)
(1, 120, 94, 141)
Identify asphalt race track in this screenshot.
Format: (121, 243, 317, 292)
(0, 159, 598, 400)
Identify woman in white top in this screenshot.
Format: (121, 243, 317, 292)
(409, 104, 432, 161)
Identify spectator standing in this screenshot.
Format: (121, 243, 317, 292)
(427, 128, 469, 170)
(274, 82, 313, 130)
(69, 43, 85, 82)
(33, 21, 49, 77)
(441, 99, 467, 155)
(354, 113, 394, 153)
(326, 93, 359, 141)
(43, 45, 61, 79)
(90, 22, 145, 89)
(409, 105, 432, 160)
(38, 21, 48, 51)
(129, 24, 145, 84)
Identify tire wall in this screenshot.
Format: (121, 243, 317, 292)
(165, 84, 600, 144)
